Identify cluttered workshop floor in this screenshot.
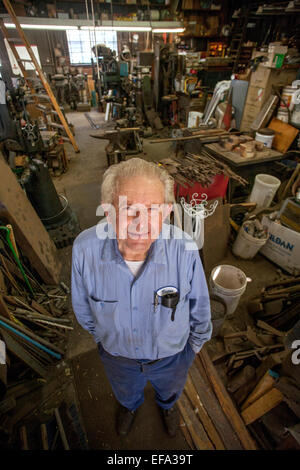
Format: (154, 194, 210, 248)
(1, 111, 299, 450)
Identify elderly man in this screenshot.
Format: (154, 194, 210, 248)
(71, 158, 212, 437)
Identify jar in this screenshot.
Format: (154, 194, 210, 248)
(280, 86, 298, 109)
(277, 108, 289, 123)
(255, 128, 275, 148)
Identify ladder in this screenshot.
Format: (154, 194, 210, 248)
(229, 6, 250, 74)
(1, 0, 80, 153)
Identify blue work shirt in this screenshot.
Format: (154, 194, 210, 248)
(71, 222, 212, 360)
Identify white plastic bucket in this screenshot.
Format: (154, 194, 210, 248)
(209, 265, 248, 316)
(280, 85, 297, 109)
(232, 223, 268, 260)
(276, 108, 289, 123)
(255, 129, 275, 148)
(248, 174, 281, 209)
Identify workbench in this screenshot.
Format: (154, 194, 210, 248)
(204, 143, 284, 202)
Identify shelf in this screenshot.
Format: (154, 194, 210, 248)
(55, 0, 169, 4)
(179, 35, 228, 39)
(254, 10, 300, 16)
(94, 3, 171, 7)
(181, 8, 221, 12)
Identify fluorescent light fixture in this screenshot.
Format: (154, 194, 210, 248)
(4, 23, 78, 30)
(152, 28, 185, 33)
(113, 26, 151, 31)
(81, 25, 151, 32)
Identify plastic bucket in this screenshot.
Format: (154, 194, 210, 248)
(255, 129, 275, 148)
(209, 265, 248, 316)
(248, 174, 281, 209)
(280, 86, 297, 109)
(232, 222, 268, 260)
(276, 108, 289, 123)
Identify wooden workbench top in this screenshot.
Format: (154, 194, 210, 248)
(204, 143, 283, 167)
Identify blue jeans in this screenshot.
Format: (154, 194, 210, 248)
(97, 341, 195, 412)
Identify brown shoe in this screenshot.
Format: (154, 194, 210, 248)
(160, 406, 179, 437)
(116, 405, 137, 436)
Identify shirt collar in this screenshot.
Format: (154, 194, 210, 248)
(99, 223, 167, 265)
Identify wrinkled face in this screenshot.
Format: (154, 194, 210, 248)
(109, 176, 171, 257)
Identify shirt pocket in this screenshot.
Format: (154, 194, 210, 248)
(173, 287, 191, 322)
(153, 285, 190, 328)
(88, 297, 120, 335)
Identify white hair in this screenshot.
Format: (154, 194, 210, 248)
(101, 158, 174, 204)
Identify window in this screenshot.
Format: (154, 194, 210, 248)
(5, 39, 41, 76)
(66, 30, 118, 65)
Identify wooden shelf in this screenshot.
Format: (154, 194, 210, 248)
(56, 0, 170, 5)
(181, 8, 221, 12)
(179, 35, 227, 39)
(102, 2, 170, 6)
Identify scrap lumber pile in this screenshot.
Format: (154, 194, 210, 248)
(0, 223, 72, 446)
(178, 345, 257, 450)
(160, 150, 248, 188)
(248, 276, 300, 332)
(17, 400, 88, 450)
(203, 275, 300, 449)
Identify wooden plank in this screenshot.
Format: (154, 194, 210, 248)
(0, 255, 24, 296)
(241, 371, 277, 411)
(0, 158, 61, 284)
(30, 300, 53, 317)
(2, 0, 80, 153)
(19, 425, 29, 450)
(149, 130, 232, 144)
(0, 315, 65, 355)
(0, 293, 13, 320)
(199, 346, 258, 450)
(0, 396, 16, 415)
(185, 374, 225, 450)
(54, 407, 70, 450)
(177, 391, 214, 450)
(189, 361, 243, 449)
(256, 320, 285, 337)
(241, 388, 284, 425)
(0, 328, 49, 379)
(268, 118, 299, 153)
(40, 423, 49, 450)
(179, 416, 195, 450)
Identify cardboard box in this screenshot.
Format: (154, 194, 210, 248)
(250, 66, 272, 88)
(240, 103, 260, 131)
(245, 86, 265, 106)
(262, 45, 288, 69)
(260, 215, 300, 275)
(240, 66, 297, 131)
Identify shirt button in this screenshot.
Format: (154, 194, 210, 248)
(135, 347, 139, 351)
(133, 328, 137, 333)
(133, 307, 138, 311)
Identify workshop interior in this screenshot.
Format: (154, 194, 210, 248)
(0, 0, 300, 452)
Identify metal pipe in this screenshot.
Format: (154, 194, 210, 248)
(0, 318, 61, 359)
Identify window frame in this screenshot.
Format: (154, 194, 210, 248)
(66, 29, 118, 66)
